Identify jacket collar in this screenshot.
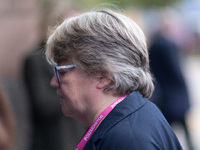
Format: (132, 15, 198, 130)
(90, 90, 147, 142)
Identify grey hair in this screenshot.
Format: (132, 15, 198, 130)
(45, 9, 154, 98)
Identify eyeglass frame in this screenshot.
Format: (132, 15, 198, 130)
(54, 64, 75, 82)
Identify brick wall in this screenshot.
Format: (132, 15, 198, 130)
(0, 0, 39, 77)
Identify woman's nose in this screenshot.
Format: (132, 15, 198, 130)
(50, 75, 59, 88)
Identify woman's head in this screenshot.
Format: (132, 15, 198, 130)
(46, 9, 154, 98)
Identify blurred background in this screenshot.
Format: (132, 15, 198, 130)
(0, 0, 199, 150)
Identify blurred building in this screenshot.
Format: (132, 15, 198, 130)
(0, 0, 39, 78)
(0, 1, 38, 149)
(0, 1, 86, 150)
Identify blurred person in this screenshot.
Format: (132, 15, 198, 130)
(0, 86, 15, 150)
(148, 9, 193, 150)
(23, 1, 86, 150)
(24, 45, 64, 150)
(45, 8, 183, 150)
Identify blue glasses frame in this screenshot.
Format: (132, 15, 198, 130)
(54, 64, 75, 82)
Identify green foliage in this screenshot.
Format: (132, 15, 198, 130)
(129, 0, 182, 8)
(76, 0, 182, 9)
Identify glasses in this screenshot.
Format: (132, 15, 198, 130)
(54, 64, 75, 82)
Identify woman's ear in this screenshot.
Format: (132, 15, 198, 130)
(96, 77, 112, 90)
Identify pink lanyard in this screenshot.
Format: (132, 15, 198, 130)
(75, 94, 128, 150)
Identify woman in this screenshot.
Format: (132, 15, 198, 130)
(45, 9, 183, 150)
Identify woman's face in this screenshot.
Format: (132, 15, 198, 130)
(50, 61, 98, 119)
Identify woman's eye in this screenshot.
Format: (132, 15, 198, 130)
(57, 67, 74, 78)
(58, 70, 67, 77)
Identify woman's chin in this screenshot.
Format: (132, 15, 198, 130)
(61, 105, 70, 117)
(59, 97, 64, 104)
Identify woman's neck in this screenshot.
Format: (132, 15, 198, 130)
(85, 94, 121, 127)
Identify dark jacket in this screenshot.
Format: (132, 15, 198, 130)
(149, 35, 190, 123)
(84, 91, 182, 150)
